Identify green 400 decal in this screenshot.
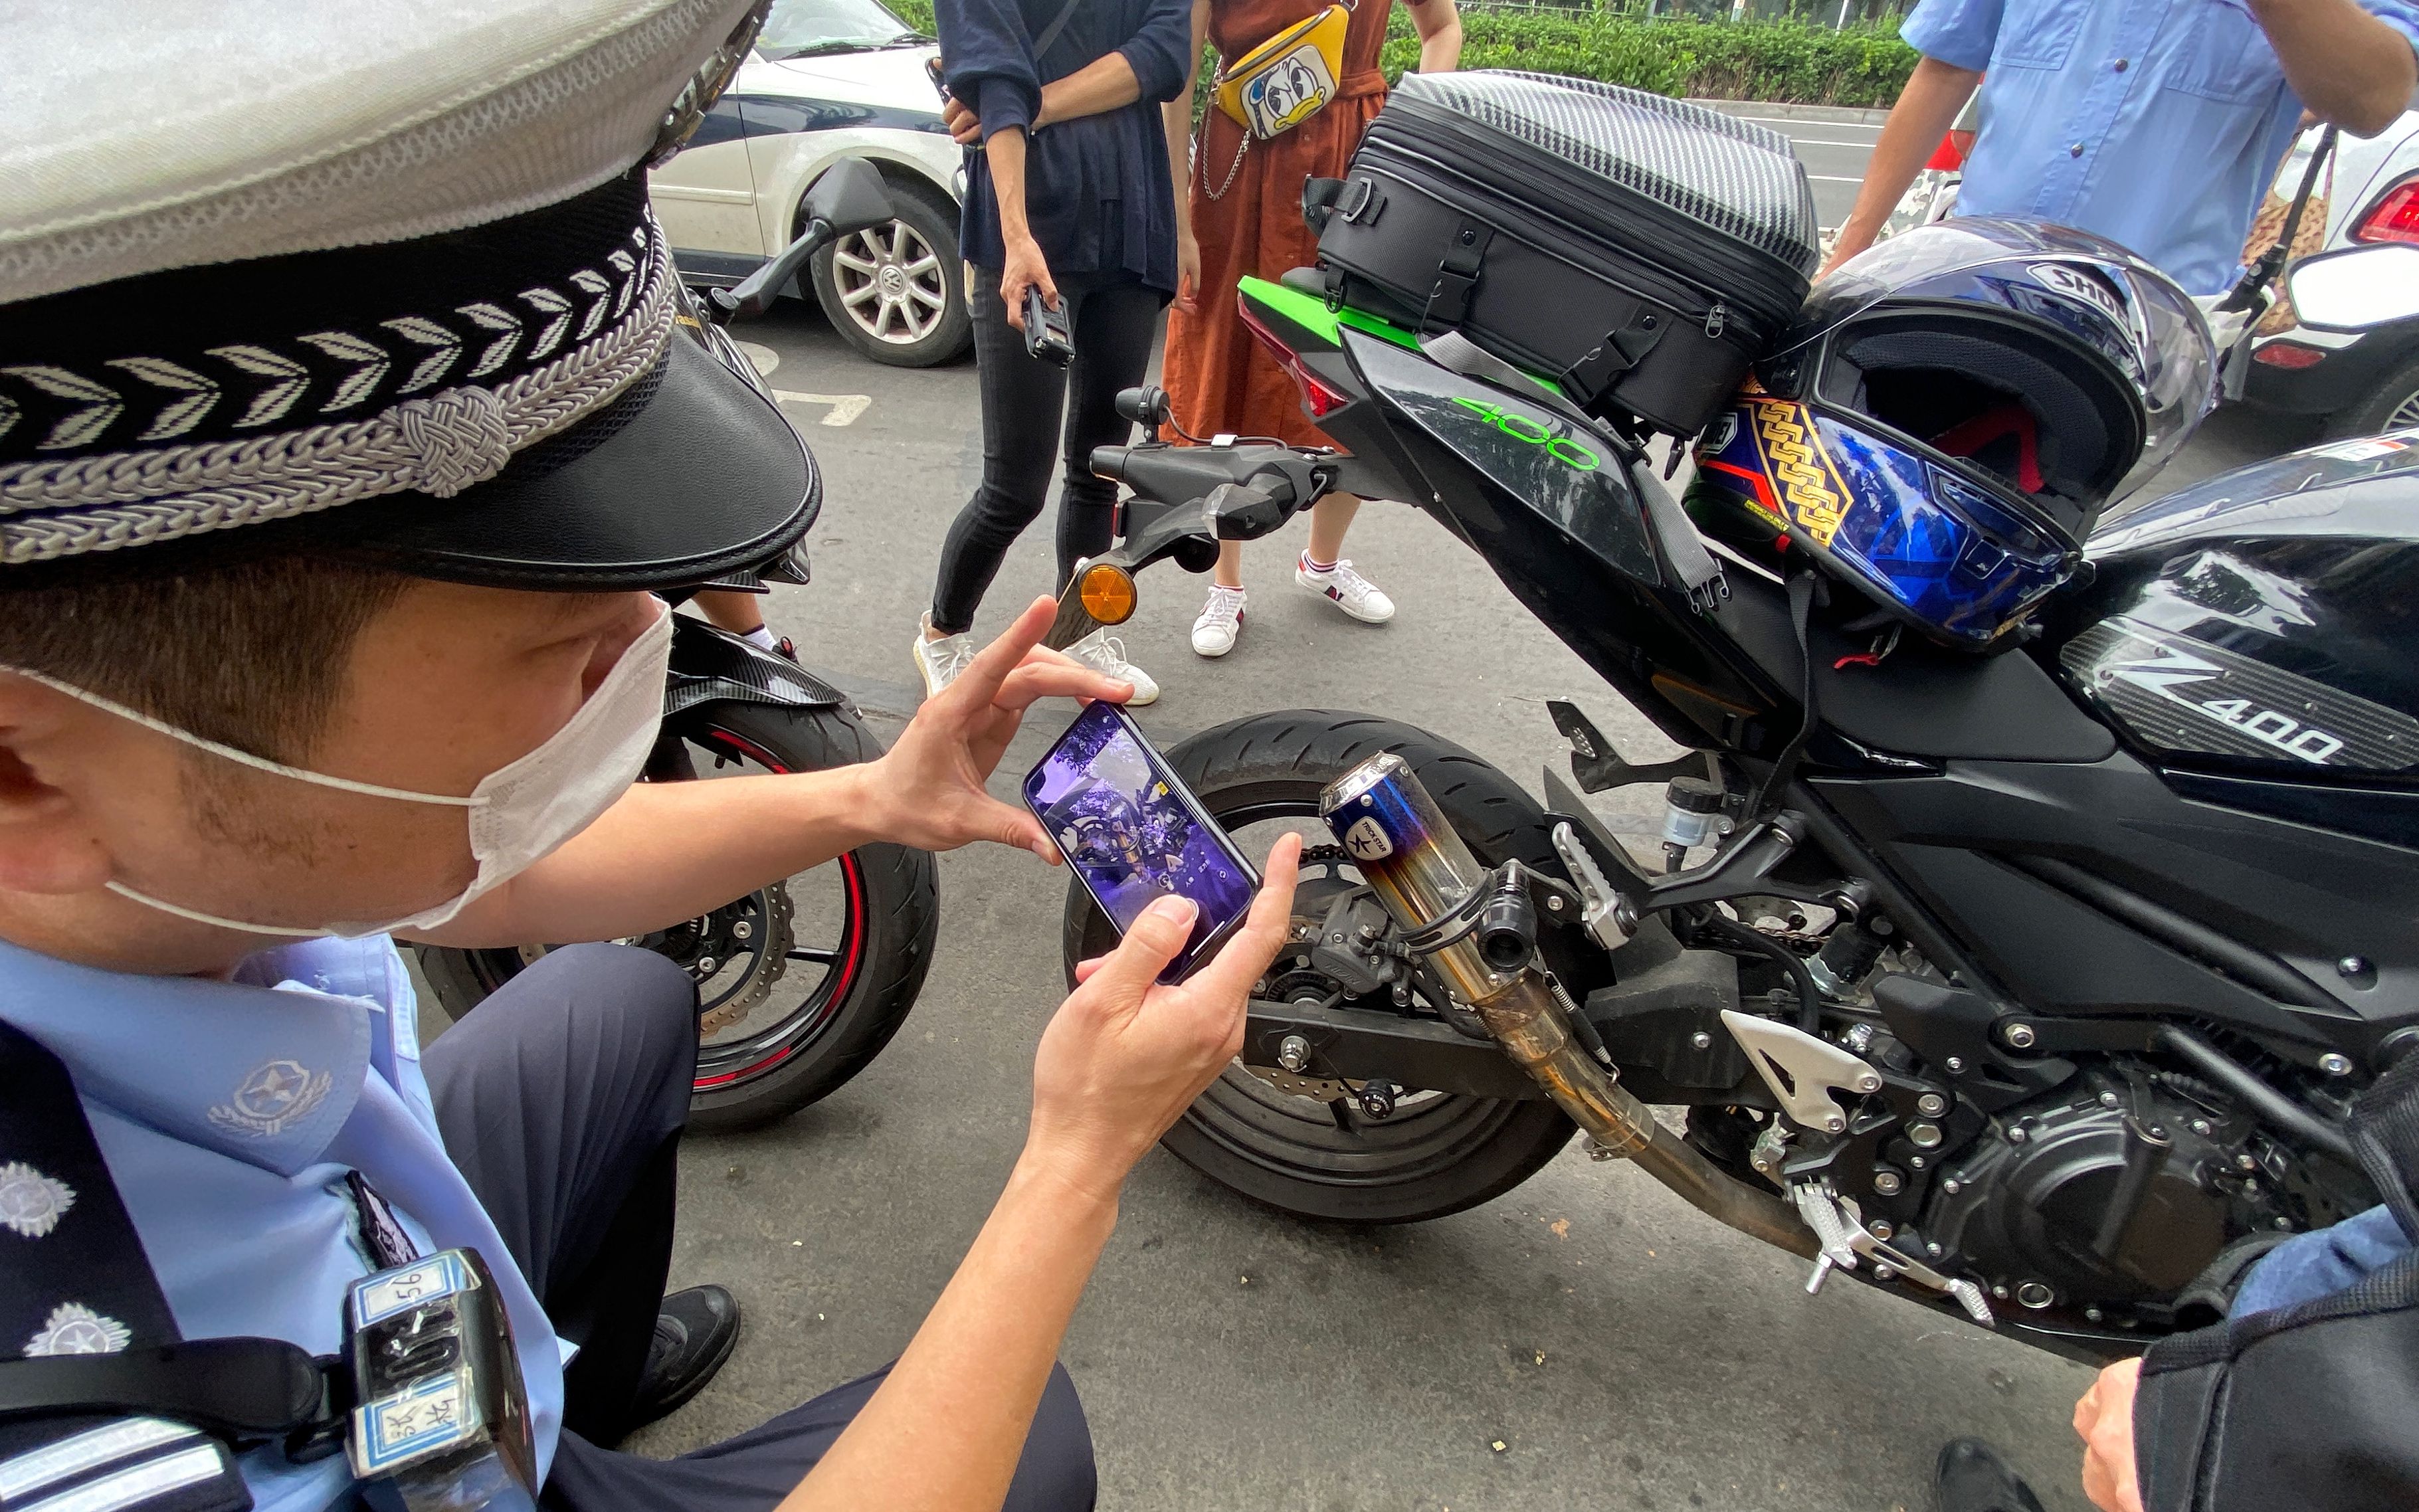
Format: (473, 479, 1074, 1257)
(1451, 397, 1601, 472)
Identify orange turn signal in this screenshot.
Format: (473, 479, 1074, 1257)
(1078, 562, 1138, 625)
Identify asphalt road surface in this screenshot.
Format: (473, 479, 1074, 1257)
(419, 117, 2325, 1511)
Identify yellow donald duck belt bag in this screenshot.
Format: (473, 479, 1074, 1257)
(1212, 2, 1352, 140)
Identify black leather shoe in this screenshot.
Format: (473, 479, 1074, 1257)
(1935, 1438, 2046, 1512)
(631, 1285, 741, 1428)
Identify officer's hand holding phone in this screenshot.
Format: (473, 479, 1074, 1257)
(1025, 832, 1302, 1202)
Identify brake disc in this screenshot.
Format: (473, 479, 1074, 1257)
(698, 882, 796, 1034)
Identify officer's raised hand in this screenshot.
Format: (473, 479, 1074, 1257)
(1030, 832, 1304, 1195)
(858, 595, 1129, 861)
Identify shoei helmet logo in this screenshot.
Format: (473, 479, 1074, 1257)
(1450, 397, 1600, 472)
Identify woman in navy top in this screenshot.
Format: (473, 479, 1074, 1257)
(914, 0, 1194, 703)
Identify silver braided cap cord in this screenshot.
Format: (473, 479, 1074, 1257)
(0, 233, 678, 565)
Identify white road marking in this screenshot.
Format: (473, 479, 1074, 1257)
(774, 391, 872, 426)
(1727, 114, 1883, 131)
(737, 340, 780, 378)
(1789, 139, 1886, 149)
(1808, 175, 1866, 183)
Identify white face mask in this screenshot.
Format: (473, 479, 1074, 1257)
(9, 601, 673, 939)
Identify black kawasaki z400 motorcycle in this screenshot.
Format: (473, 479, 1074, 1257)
(1044, 244, 2419, 1363)
(418, 164, 941, 1133)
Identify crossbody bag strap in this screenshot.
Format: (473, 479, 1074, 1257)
(1028, 0, 1088, 66)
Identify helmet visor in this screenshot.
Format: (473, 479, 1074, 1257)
(1808, 409, 2075, 646)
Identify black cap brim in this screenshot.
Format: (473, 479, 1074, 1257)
(332, 333, 820, 591)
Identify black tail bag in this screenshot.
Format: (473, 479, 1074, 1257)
(1313, 72, 1820, 436)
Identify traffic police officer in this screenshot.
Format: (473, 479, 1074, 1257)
(0, 2, 1300, 1507)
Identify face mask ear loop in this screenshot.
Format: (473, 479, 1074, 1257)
(0, 666, 484, 807)
(102, 880, 334, 938)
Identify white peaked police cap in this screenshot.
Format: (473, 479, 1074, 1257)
(0, 0, 823, 589)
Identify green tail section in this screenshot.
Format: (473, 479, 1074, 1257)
(1236, 275, 1422, 353)
(1234, 275, 1567, 398)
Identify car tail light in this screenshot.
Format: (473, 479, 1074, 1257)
(2355, 176, 2419, 245)
(2254, 341, 2329, 369)
(1238, 296, 1349, 417)
(1949, 128, 1977, 159)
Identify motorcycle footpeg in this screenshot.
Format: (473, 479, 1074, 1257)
(1551, 821, 1633, 952)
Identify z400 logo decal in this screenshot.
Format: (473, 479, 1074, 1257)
(1450, 397, 1601, 472)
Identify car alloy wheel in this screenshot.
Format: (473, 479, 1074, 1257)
(831, 219, 949, 346)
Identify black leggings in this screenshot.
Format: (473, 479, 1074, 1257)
(929, 267, 1163, 634)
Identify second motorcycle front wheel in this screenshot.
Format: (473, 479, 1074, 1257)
(1063, 711, 1591, 1224)
(419, 698, 939, 1133)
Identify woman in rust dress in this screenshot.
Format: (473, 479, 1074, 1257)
(1158, 0, 1460, 658)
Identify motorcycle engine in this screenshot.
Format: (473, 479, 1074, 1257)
(1921, 1072, 2304, 1314)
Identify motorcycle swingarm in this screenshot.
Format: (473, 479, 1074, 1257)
(1242, 996, 1545, 1102)
(662, 616, 848, 721)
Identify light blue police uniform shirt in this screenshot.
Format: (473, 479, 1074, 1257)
(0, 934, 569, 1510)
(1901, 0, 2419, 294)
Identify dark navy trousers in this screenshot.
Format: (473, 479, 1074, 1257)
(423, 942, 1098, 1511)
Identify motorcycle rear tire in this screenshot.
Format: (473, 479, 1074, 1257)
(417, 698, 938, 1134)
(1064, 711, 1587, 1224)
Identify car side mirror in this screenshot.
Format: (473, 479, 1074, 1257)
(2286, 242, 2419, 332)
(801, 159, 897, 240)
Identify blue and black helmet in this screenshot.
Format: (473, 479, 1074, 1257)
(1688, 219, 2217, 648)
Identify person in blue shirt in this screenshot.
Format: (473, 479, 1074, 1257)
(1825, 0, 2419, 293)
(910, 0, 1195, 708)
(0, 4, 1301, 1509)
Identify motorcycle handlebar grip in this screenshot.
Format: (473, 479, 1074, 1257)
(1089, 444, 1135, 482)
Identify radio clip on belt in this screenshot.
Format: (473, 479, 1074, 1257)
(1, 1248, 537, 1512)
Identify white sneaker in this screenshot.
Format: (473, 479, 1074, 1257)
(1192, 585, 1247, 657)
(1066, 626, 1160, 706)
(1296, 554, 1395, 624)
(912, 615, 975, 698)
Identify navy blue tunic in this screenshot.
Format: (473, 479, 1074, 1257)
(939, 0, 1192, 295)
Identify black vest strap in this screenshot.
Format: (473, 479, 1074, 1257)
(0, 1020, 179, 1357)
(0, 1020, 256, 1511)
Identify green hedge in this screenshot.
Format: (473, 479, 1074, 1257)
(883, 0, 1912, 108)
(1383, 9, 1914, 106)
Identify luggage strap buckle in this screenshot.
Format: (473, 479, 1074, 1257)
(1561, 312, 1668, 406)
(1424, 220, 1492, 326)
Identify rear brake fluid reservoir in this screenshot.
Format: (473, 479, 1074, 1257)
(1661, 775, 1725, 851)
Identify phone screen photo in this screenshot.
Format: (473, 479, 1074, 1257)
(1024, 702, 1260, 983)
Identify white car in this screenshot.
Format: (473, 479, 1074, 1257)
(2243, 114, 2419, 436)
(650, 0, 971, 366)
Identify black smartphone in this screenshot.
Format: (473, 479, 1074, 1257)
(925, 55, 951, 103)
(1023, 282, 1075, 367)
(1024, 702, 1260, 984)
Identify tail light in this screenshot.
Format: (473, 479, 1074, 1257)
(1924, 129, 1971, 172)
(1238, 296, 1349, 417)
(2253, 341, 2329, 370)
(2355, 175, 2419, 245)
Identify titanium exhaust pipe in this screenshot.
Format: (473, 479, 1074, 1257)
(1319, 754, 1817, 1261)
